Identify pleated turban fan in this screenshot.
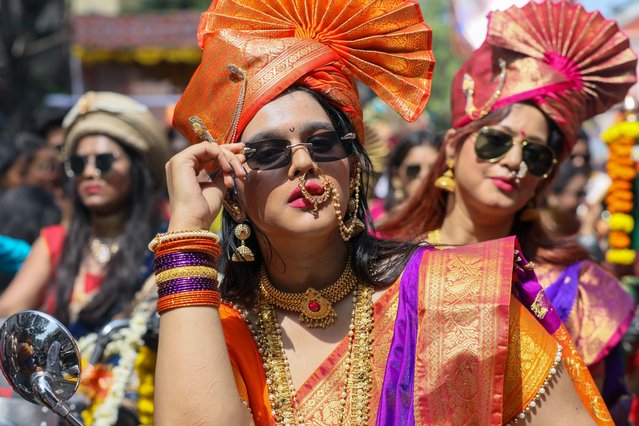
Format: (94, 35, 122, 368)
(451, 0, 637, 157)
(173, 0, 436, 146)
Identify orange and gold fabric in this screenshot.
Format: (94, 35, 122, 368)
(219, 239, 610, 425)
(502, 296, 564, 423)
(412, 238, 513, 424)
(173, 0, 435, 146)
(218, 304, 272, 424)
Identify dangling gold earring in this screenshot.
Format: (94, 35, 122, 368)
(391, 176, 405, 203)
(231, 222, 255, 262)
(435, 159, 456, 193)
(332, 163, 364, 241)
(224, 193, 255, 262)
(344, 197, 365, 237)
(519, 200, 540, 222)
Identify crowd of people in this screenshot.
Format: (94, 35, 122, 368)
(1, 0, 639, 424)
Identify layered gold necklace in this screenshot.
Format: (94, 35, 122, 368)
(254, 281, 374, 425)
(258, 256, 358, 328)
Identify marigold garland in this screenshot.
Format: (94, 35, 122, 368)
(135, 345, 156, 425)
(602, 121, 639, 265)
(75, 282, 158, 425)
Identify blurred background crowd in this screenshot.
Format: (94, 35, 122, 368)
(1, 0, 639, 424)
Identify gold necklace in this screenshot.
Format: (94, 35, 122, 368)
(425, 229, 442, 245)
(254, 282, 374, 425)
(89, 236, 121, 264)
(258, 256, 357, 328)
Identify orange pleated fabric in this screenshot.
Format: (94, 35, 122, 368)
(173, 0, 435, 146)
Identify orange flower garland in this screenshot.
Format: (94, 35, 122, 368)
(602, 121, 639, 265)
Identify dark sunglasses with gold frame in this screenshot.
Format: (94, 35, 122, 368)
(474, 127, 557, 178)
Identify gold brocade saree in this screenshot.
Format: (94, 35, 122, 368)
(220, 238, 611, 425)
(535, 260, 635, 366)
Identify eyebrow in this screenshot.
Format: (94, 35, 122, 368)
(244, 121, 335, 144)
(500, 125, 546, 144)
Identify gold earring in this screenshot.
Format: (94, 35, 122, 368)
(224, 192, 255, 262)
(224, 192, 245, 224)
(344, 197, 365, 237)
(231, 222, 255, 262)
(332, 164, 364, 241)
(391, 176, 406, 202)
(519, 200, 540, 222)
(435, 159, 456, 193)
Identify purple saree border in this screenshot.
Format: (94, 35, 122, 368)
(375, 247, 427, 426)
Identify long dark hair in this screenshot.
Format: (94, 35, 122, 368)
(55, 141, 164, 326)
(380, 104, 589, 265)
(219, 85, 418, 305)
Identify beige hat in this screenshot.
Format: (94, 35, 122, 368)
(63, 91, 171, 189)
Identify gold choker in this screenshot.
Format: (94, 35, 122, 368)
(258, 256, 357, 328)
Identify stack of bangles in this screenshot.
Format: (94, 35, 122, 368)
(149, 229, 222, 315)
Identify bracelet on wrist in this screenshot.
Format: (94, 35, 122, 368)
(148, 229, 219, 252)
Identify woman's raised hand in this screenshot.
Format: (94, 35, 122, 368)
(164, 141, 247, 231)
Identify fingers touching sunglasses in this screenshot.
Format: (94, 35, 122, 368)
(65, 152, 120, 177)
(241, 131, 355, 171)
(474, 127, 557, 178)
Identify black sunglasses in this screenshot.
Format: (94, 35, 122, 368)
(404, 164, 422, 180)
(66, 152, 120, 177)
(474, 127, 557, 178)
(242, 131, 355, 171)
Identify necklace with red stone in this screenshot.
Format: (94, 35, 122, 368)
(258, 256, 357, 328)
(253, 282, 374, 425)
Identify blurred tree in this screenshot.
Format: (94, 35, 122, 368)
(0, 0, 70, 136)
(418, 0, 464, 131)
(135, 0, 209, 10)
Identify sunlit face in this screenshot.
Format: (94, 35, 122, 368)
(397, 145, 438, 199)
(72, 135, 132, 215)
(236, 91, 351, 240)
(449, 103, 550, 219)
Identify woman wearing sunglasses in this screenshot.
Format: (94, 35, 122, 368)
(370, 130, 441, 224)
(0, 91, 171, 338)
(380, 0, 636, 407)
(152, 0, 614, 424)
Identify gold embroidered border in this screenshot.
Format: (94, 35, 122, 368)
(414, 237, 514, 425)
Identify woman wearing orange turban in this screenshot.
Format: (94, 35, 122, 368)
(153, 0, 612, 424)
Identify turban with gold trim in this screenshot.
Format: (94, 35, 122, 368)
(450, 0, 637, 156)
(173, 0, 435, 146)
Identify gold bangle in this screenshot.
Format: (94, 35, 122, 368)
(157, 290, 221, 314)
(155, 265, 219, 284)
(148, 229, 219, 252)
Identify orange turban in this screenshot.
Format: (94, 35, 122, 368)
(450, 1, 637, 156)
(173, 0, 435, 146)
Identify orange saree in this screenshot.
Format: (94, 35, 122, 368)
(219, 237, 610, 425)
